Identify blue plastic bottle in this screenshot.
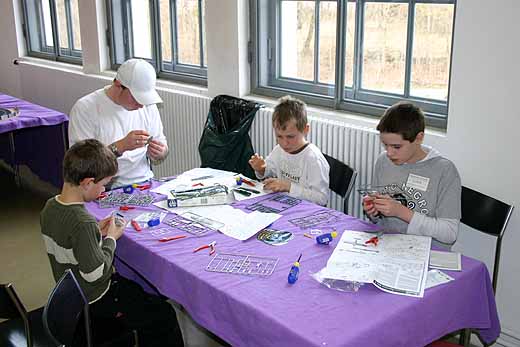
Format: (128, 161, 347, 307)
(316, 231, 337, 245)
(288, 254, 302, 284)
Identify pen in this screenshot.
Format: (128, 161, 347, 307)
(191, 175, 213, 181)
(159, 235, 187, 242)
(238, 186, 260, 194)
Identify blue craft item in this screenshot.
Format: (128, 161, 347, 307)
(147, 217, 160, 227)
(235, 176, 243, 186)
(316, 231, 337, 245)
(123, 185, 134, 194)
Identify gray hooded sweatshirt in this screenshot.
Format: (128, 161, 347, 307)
(371, 145, 461, 249)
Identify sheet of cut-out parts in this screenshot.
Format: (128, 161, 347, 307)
(245, 194, 302, 213)
(288, 210, 342, 229)
(163, 214, 214, 236)
(206, 253, 279, 277)
(98, 191, 155, 208)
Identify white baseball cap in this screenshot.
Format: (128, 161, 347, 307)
(115, 59, 162, 105)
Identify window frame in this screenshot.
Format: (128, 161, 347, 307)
(250, 0, 457, 129)
(106, 0, 207, 86)
(21, 0, 83, 64)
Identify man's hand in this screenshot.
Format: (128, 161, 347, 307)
(263, 178, 291, 193)
(249, 153, 266, 176)
(117, 130, 150, 153)
(147, 139, 168, 161)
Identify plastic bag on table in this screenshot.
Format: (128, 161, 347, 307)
(311, 268, 364, 292)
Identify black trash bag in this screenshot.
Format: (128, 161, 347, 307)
(198, 95, 263, 179)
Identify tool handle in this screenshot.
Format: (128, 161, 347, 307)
(288, 264, 300, 284)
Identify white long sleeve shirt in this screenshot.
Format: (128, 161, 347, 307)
(255, 143, 330, 206)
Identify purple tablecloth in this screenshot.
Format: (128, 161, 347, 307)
(0, 93, 69, 187)
(86, 183, 500, 347)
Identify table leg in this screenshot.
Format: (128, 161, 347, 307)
(8, 132, 21, 187)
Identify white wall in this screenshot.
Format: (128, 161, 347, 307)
(1, 0, 518, 344)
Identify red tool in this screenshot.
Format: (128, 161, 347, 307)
(159, 235, 187, 242)
(193, 241, 216, 255)
(131, 220, 142, 232)
(97, 193, 107, 200)
(119, 205, 135, 211)
(365, 236, 379, 246)
(240, 178, 256, 187)
(138, 184, 151, 191)
(192, 182, 204, 187)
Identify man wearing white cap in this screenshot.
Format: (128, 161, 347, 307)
(69, 59, 169, 188)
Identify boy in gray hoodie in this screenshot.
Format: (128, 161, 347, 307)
(363, 102, 461, 249)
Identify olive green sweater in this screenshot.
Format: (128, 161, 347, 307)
(40, 197, 116, 302)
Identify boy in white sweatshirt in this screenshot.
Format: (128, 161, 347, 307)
(249, 96, 330, 206)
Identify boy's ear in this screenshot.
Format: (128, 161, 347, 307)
(303, 123, 310, 136)
(414, 131, 425, 144)
(79, 177, 95, 189)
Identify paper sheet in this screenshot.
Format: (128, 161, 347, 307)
(429, 250, 462, 271)
(154, 203, 281, 241)
(322, 231, 431, 298)
(151, 168, 269, 201)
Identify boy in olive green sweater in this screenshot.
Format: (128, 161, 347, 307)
(40, 139, 183, 347)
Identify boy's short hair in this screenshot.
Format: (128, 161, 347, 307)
(272, 95, 307, 132)
(377, 102, 425, 142)
(63, 139, 118, 185)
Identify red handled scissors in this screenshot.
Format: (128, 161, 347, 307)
(365, 236, 379, 246)
(193, 241, 216, 255)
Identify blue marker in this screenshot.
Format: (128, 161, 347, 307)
(288, 253, 302, 284)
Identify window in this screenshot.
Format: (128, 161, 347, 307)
(251, 0, 456, 128)
(21, 0, 82, 63)
(107, 0, 207, 85)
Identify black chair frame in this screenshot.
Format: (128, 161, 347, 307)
(323, 153, 357, 213)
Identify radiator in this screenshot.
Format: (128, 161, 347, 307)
(155, 92, 382, 218)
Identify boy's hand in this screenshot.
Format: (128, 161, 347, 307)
(263, 178, 290, 193)
(372, 195, 413, 222)
(105, 216, 125, 240)
(147, 139, 168, 161)
(249, 153, 266, 175)
(362, 195, 379, 218)
(98, 216, 112, 237)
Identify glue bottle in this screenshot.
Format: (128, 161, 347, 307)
(316, 231, 337, 245)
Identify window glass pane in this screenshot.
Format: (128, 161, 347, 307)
(71, 0, 81, 50)
(42, 0, 54, 47)
(131, 0, 153, 59)
(202, 0, 207, 67)
(56, 0, 69, 49)
(344, 1, 356, 88)
(318, 1, 336, 84)
(362, 3, 408, 94)
(160, 0, 172, 63)
(411, 4, 454, 101)
(280, 1, 315, 81)
(176, 0, 200, 66)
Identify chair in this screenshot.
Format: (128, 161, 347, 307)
(42, 269, 137, 347)
(322, 153, 357, 213)
(0, 282, 55, 347)
(427, 186, 514, 347)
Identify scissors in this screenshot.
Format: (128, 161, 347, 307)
(365, 236, 379, 246)
(193, 241, 216, 255)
